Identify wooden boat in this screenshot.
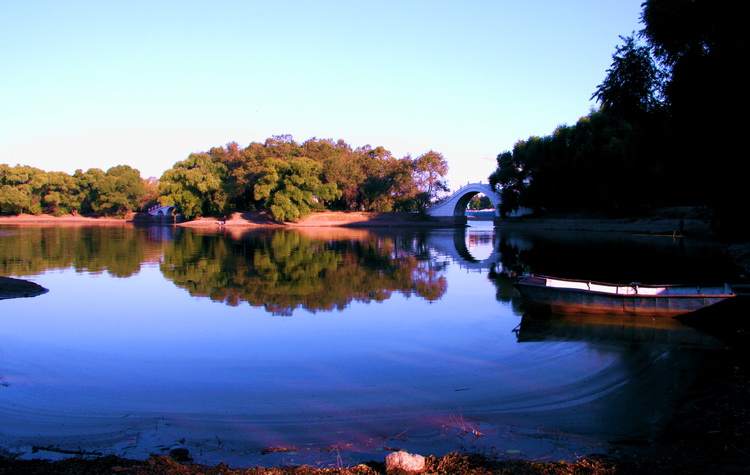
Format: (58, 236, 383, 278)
(513, 274, 736, 317)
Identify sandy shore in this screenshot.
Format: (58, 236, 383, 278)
(174, 209, 710, 235)
(177, 211, 452, 228)
(0, 213, 131, 225)
(0, 207, 711, 233)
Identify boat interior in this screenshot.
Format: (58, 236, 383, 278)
(532, 275, 733, 296)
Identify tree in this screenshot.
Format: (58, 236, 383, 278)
(468, 195, 492, 210)
(0, 165, 47, 214)
(592, 35, 663, 121)
(489, 148, 531, 217)
(0, 185, 31, 214)
(412, 151, 449, 213)
(93, 165, 147, 216)
(253, 157, 340, 222)
(155, 134, 449, 218)
(159, 153, 229, 220)
(641, 0, 750, 234)
(75, 168, 106, 215)
(42, 171, 83, 215)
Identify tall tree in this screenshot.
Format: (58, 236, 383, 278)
(412, 151, 449, 213)
(74, 168, 106, 215)
(592, 35, 663, 121)
(89, 165, 147, 216)
(641, 0, 750, 234)
(42, 171, 83, 215)
(253, 157, 340, 222)
(159, 153, 229, 220)
(0, 165, 48, 214)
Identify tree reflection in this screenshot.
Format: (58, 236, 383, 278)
(0, 226, 152, 277)
(161, 229, 447, 315)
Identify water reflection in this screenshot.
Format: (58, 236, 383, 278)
(0, 222, 743, 467)
(515, 313, 725, 347)
(0, 223, 740, 316)
(509, 312, 728, 448)
(490, 226, 738, 284)
(424, 228, 503, 271)
(160, 228, 448, 315)
(0, 226, 160, 278)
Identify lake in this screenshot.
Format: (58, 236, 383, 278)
(0, 221, 742, 468)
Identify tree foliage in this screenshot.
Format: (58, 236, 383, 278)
(641, 0, 750, 234)
(89, 165, 147, 217)
(592, 35, 663, 121)
(253, 157, 340, 222)
(489, 1, 746, 234)
(158, 136, 449, 221)
(159, 153, 229, 220)
(0, 164, 149, 217)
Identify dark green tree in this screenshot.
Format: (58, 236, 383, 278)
(74, 168, 106, 214)
(159, 153, 229, 220)
(88, 165, 146, 216)
(641, 0, 750, 234)
(0, 165, 48, 214)
(592, 35, 663, 121)
(254, 157, 341, 222)
(42, 171, 83, 215)
(412, 151, 449, 213)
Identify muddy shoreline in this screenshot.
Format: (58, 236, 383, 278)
(0, 207, 720, 234)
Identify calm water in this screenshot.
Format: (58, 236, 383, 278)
(0, 221, 741, 467)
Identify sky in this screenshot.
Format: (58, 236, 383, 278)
(1, 0, 644, 191)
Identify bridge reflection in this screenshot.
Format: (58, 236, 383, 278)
(424, 226, 531, 272)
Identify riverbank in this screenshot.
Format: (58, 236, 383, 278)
(175, 207, 713, 234)
(0, 213, 132, 225)
(177, 211, 451, 228)
(3, 208, 749, 273)
(0, 206, 720, 235)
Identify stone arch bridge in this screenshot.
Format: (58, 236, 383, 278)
(426, 182, 501, 225)
(148, 204, 177, 218)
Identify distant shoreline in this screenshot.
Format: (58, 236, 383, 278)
(8, 209, 744, 271)
(0, 208, 711, 235)
(0, 213, 131, 224)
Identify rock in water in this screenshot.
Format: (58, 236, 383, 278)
(385, 451, 426, 473)
(0, 276, 48, 300)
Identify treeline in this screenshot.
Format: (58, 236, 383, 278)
(0, 164, 157, 217)
(489, 0, 749, 235)
(1, 136, 448, 222)
(159, 135, 448, 221)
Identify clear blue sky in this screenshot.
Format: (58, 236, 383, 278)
(1, 0, 644, 190)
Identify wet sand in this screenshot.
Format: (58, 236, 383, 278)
(0, 213, 132, 223)
(177, 211, 453, 229)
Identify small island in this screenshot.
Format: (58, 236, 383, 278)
(0, 276, 48, 300)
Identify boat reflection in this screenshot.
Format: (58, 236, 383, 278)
(514, 312, 725, 348)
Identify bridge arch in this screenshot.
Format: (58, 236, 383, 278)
(425, 183, 501, 225)
(148, 204, 177, 217)
(424, 227, 503, 271)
